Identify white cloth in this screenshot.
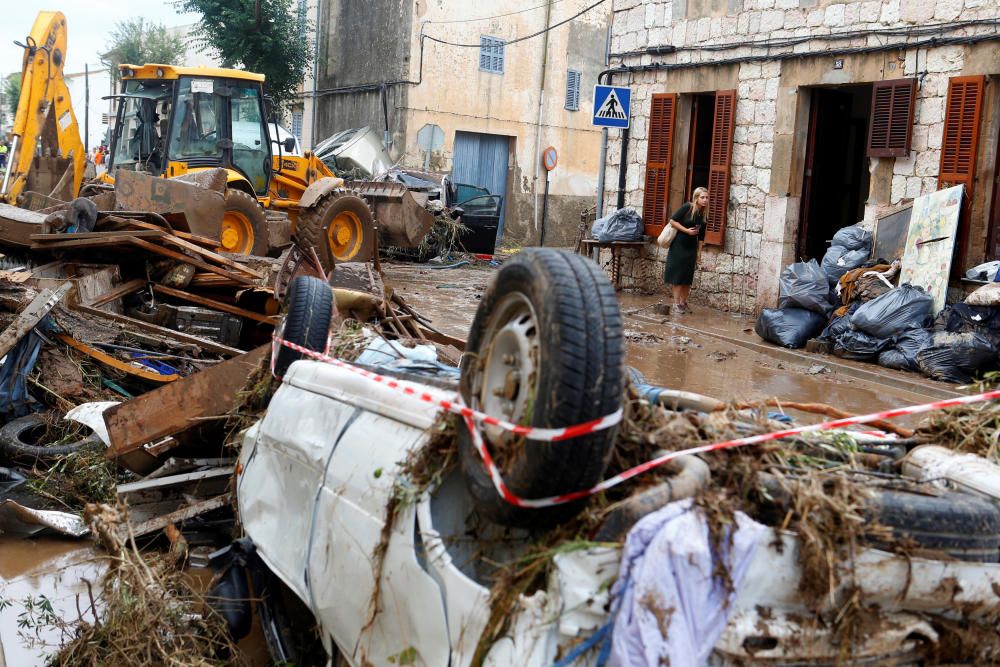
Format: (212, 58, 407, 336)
(608, 498, 768, 667)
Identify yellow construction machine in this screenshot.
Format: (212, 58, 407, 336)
(99, 63, 382, 267)
(0, 11, 87, 206)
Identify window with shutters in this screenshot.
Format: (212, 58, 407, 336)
(705, 89, 736, 247)
(867, 78, 917, 157)
(642, 94, 677, 232)
(479, 37, 505, 74)
(939, 75, 984, 272)
(565, 70, 582, 111)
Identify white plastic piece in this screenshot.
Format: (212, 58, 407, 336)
(64, 400, 121, 447)
(902, 444, 1000, 501)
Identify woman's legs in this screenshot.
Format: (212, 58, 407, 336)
(671, 285, 684, 308)
(679, 284, 692, 306)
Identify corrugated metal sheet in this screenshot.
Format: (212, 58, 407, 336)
(452, 131, 510, 236)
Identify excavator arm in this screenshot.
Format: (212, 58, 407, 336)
(0, 11, 86, 205)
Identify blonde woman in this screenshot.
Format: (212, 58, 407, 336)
(663, 187, 708, 313)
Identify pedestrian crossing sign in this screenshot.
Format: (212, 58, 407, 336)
(592, 85, 631, 128)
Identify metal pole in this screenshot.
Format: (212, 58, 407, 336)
(596, 127, 608, 218)
(1, 135, 18, 194)
(84, 64, 90, 154)
(616, 127, 629, 210)
(540, 171, 551, 246)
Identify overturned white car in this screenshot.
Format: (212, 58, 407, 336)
(219, 249, 1000, 666)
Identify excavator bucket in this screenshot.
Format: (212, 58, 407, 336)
(347, 181, 434, 248)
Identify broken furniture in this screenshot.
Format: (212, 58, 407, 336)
(577, 239, 647, 290)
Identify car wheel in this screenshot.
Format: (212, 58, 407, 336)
(273, 276, 334, 378)
(458, 248, 624, 529)
(0, 413, 100, 463)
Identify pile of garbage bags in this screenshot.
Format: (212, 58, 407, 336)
(756, 224, 1000, 383)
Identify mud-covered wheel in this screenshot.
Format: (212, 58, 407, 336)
(458, 248, 625, 529)
(273, 276, 334, 378)
(219, 189, 269, 256)
(0, 413, 100, 464)
(295, 190, 375, 269)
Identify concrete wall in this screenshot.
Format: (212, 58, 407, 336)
(605, 0, 1000, 313)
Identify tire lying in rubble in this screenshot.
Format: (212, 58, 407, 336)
(294, 189, 376, 270)
(273, 275, 334, 378)
(869, 488, 1000, 562)
(458, 248, 625, 529)
(0, 413, 100, 463)
(219, 189, 269, 256)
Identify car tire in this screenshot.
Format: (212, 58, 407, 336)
(295, 189, 375, 269)
(220, 189, 269, 256)
(273, 276, 333, 378)
(870, 489, 1000, 562)
(0, 413, 100, 463)
(458, 248, 624, 529)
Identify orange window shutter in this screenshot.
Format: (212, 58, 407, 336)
(705, 89, 736, 246)
(642, 93, 676, 227)
(867, 78, 917, 158)
(939, 75, 984, 275)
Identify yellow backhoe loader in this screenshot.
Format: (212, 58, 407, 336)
(0, 11, 86, 207)
(99, 63, 389, 267)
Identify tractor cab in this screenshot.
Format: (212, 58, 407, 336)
(107, 64, 274, 197)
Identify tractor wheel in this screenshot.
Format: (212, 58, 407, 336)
(219, 189, 269, 256)
(294, 190, 375, 270)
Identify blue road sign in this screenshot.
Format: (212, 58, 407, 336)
(592, 85, 631, 129)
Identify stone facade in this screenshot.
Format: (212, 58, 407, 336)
(602, 0, 1000, 313)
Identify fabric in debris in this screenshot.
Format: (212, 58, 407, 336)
(831, 224, 873, 252)
(755, 308, 827, 349)
(593, 208, 644, 243)
(917, 332, 997, 384)
(878, 328, 934, 372)
(0, 318, 53, 416)
(850, 284, 934, 340)
(966, 282, 1000, 308)
(835, 262, 898, 311)
(608, 498, 768, 667)
(778, 260, 831, 314)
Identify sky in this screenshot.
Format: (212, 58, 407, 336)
(0, 1, 202, 78)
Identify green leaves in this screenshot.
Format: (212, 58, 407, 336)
(177, 0, 312, 111)
(100, 19, 187, 81)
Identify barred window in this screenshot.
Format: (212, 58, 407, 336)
(479, 36, 505, 74)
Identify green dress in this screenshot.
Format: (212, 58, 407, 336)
(663, 203, 706, 286)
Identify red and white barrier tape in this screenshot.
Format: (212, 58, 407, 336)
(273, 335, 1000, 509)
(271, 336, 623, 441)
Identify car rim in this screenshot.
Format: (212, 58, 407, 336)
(327, 210, 362, 261)
(472, 291, 540, 470)
(220, 210, 254, 254)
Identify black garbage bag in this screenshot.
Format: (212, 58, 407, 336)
(819, 303, 860, 341)
(917, 332, 997, 384)
(822, 246, 869, 285)
(878, 328, 934, 372)
(755, 308, 827, 349)
(593, 207, 643, 242)
(832, 225, 873, 252)
(945, 303, 1000, 348)
(778, 260, 832, 314)
(850, 284, 934, 339)
(833, 328, 892, 361)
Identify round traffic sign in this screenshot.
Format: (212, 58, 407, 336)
(542, 146, 558, 171)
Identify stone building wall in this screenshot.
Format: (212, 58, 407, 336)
(601, 0, 1000, 313)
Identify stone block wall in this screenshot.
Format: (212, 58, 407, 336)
(601, 0, 1000, 314)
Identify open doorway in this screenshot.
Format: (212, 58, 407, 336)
(685, 93, 715, 202)
(798, 85, 873, 260)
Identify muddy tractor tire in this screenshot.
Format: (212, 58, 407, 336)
(273, 276, 334, 378)
(458, 248, 625, 529)
(0, 413, 100, 464)
(219, 189, 269, 256)
(294, 190, 376, 270)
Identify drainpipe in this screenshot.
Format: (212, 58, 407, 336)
(309, 0, 321, 149)
(531, 0, 554, 241)
(595, 24, 612, 218)
(617, 127, 629, 209)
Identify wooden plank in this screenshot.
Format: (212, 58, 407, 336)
(0, 283, 72, 359)
(128, 237, 255, 286)
(152, 284, 277, 325)
(111, 217, 220, 247)
(30, 234, 145, 250)
(124, 493, 232, 540)
(73, 304, 242, 357)
(104, 344, 268, 458)
(29, 230, 165, 241)
(154, 234, 265, 279)
(88, 278, 147, 308)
